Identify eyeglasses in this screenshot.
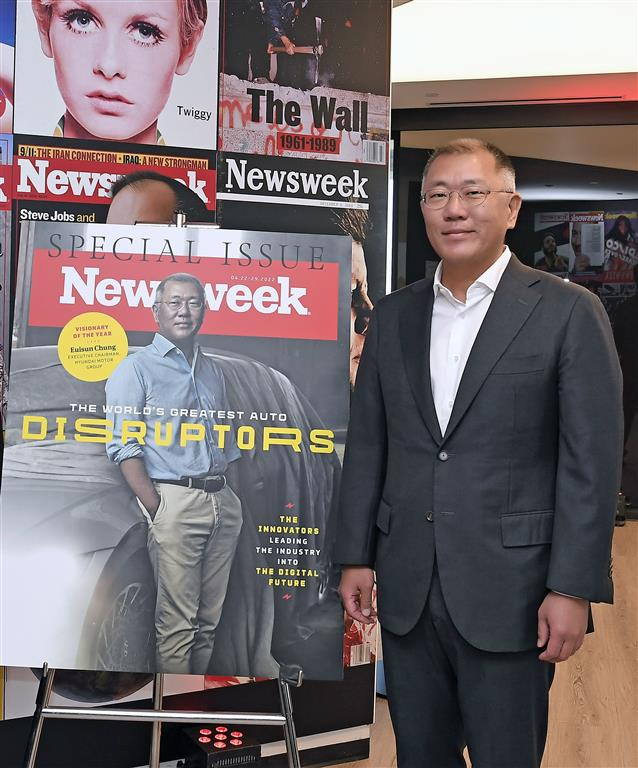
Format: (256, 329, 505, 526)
(420, 187, 514, 209)
(155, 299, 204, 310)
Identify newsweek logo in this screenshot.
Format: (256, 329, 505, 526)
(571, 213, 603, 223)
(537, 212, 603, 224)
(59, 267, 309, 317)
(218, 156, 369, 210)
(28, 250, 339, 341)
(13, 158, 215, 209)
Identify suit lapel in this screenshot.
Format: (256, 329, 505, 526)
(442, 257, 541, 443)
(399, 280, 443, 445)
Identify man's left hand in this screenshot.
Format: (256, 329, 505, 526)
(537, 592, 589, 663)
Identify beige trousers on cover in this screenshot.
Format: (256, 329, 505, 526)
(139, 482, 242, 674)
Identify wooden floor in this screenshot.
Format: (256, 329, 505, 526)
(333, 521, 638, 768)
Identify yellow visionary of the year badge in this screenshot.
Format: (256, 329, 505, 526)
(57, 312, 128, 382)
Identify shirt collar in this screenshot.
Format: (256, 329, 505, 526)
(151, 333, 199, 362)
(433, 246, 512, 299)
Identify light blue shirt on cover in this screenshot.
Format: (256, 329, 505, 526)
(105, 333, 240, 479)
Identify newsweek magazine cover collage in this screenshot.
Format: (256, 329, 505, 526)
(216, 0, 391, 673)
(0, 0, 391, 711)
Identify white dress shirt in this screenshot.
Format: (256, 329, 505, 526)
(430, 247, 512, 435)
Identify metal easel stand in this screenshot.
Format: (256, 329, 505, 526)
(24, 663, 303, 768)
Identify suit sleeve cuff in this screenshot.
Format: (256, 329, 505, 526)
(551, 590, 588, 601)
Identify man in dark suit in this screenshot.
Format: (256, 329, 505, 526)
(335, 139, 622, 768)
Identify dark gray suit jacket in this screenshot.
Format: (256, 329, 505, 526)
(335, 256, 623, 652)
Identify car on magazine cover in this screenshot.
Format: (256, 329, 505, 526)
(2, 345, 342, 700)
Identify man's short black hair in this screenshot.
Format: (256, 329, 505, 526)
(110, 171, 212, 223)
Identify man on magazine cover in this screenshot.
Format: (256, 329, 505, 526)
(224, 0, 270, 83)
(106, 272, 242, 674)
(336, 139, 622, 767)
(264, 0, 322, 89)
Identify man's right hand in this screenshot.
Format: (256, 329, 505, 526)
(119, 457, 161, 520)
(142, 491, 162, 520)
(339, 566, 376, 625)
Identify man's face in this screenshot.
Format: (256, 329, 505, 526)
(152, 279, 205, 345)
(106, 180, 177, 224)
(421, 150, 521, 269)
(570, 227, 581, 254)
(350, 240, 373, 388)
(543, 235, 557, 257)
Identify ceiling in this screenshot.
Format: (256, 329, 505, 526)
(390, 1, 637, 111)
(402, 126, 638, 172)
(392, 73, 638, 112)
(391, 1, 638, 102)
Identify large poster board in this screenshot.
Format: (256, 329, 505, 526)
(0, 221, 348, 680)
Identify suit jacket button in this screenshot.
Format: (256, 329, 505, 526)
(426, 511, 433, 522)
(438, 451, 448, 461)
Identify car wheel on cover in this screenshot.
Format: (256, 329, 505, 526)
(94, 561, 156, 672)
(44, 553, 157, 702)
(84, 551, 156, 672)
